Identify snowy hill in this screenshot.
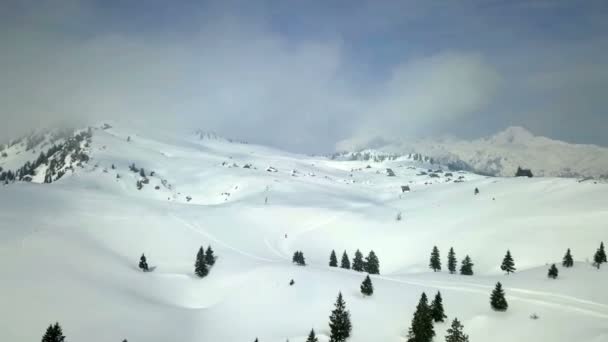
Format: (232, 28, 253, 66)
(1, 124, 607, 342)
(339, 127, 608, 178)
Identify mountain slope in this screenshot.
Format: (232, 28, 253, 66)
(340, 127, 608, 178)
(1, 125, 607, 342)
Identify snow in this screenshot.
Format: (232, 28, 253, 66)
(1, 126, 607, 342)
(339, 126, 608, 178)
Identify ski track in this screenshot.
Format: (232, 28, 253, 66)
(169, 204, 608, 321)
(170, 213, 278, 263)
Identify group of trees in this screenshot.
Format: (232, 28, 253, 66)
(330, 249, 380, 274)
(430, 247, 475, 276)
(41, 322, 65, 342)
(292, 251, 306, 266)
(195, 246, 216, 278)
(407, 292, 467, 342)
(1, 129, 91, 185)
(138, 246, 217, 278)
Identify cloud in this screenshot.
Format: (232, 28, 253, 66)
(1, 0, 608, 152)
(338, 52, 502, 150)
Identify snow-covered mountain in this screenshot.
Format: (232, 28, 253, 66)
(1, 124, 607, 342)
(340, 127, 608, 178)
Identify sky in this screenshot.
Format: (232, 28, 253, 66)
(1, 0, 608, 153)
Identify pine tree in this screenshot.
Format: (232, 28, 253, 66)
(407, 292, 435, 342)
(42, 322, 65, 342)
(447, 247, 457, 274)
(500, 250, 516, 274)
(299, 251, 306, 265)
(340, 251, 351, 269)
(205, 246, 216, 266)
(328, 292, 352, 342)
(430, 291, 447, 323)
(460, 255, 474, 276)
(139, 254, 149, 272)
(352, 249, 365, 271)
(596, 242, 607, 267)
(195, 246, 209, 277)
(329, 250, 338, 267)
(306, 329, 319, 342)
(364, 250, 380, 274)
(429, 246, 441, 272)
(490, 282, 508, 311)
(593, 247, 605, 269)
(444, 318, 469, 342)
(562, 248, 574, 268)
(548, 264, 559, 279)
(360, 275, 374, 296)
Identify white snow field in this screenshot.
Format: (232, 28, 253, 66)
(1, 126, 607, 342)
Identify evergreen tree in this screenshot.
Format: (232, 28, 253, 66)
(364, 250, 380, 274)
(447, 247, 457, 274)
(500, 250, 516, 274)
(352, 249, 365, 272)
(306, 329, 318, 342)
(430, 291, 447, 323)
(42, 322, 65, 342)
(340, 251, 351, 269)
(596, 242, 607, 266)
(205, 246, 216, 266)
(547, 264, 559, 279)
(444, 318, 469, 342)
(490, 282, 508, 311)
(329, 250, 338, 267)
(593, 248, 604, 269)
(460, 255, 474, 276)
(139, 168, 146, 178)
(292, 251, 306, 266)
(429, 246, 441, 272)
(139, 254, 149, 272)
(360, 275, 374, 296)
(407, 292, 435, 342)
(195, 247, 209, 278)
(328, 292, 352, 342)
(562, 248, 574, 268)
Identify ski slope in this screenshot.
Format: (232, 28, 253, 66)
(0, 125, 607, 342)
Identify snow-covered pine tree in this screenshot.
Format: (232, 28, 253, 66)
(139, 254, 149, 272)
(364, 250, 380, 274)
(205, 246, 216, 266)
(352, 249, 364, 271)
(430, 291, 447, 323)
(195, 246, 209, 277)
(548, 264, 559, 279)
(329, 250, 338, 267)
(360, 275, 373, 296)
(460, 255, 474, 275)
(407, 292, 435, 342)
(500, 250, 516, 274)
(490, 282, 508, 311)
(444, 318, 469, 342)
(447, 247, 457, 274)
(562, 248, 574, 268)
(340, 251, 351, 269)
(429, 246, 441, 272)
(328, 292, 352, 342)
(306, 329, 319, 342)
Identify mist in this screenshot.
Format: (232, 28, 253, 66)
(2, 0, 608, 153)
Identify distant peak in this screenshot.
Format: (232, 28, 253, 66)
(490, 126, 535, 144)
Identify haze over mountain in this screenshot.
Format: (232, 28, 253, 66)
(337, 126, 608, 179)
